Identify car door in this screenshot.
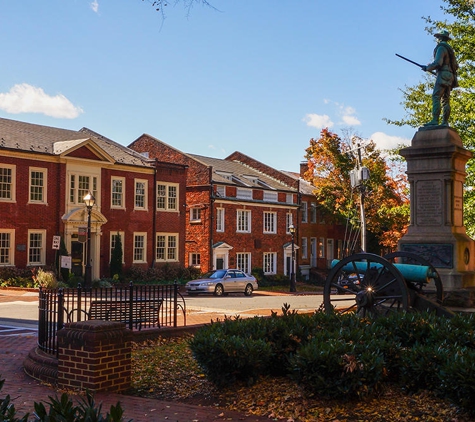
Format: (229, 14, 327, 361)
(225, 270, 238, 292)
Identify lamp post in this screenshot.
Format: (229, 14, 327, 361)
(83, 191, 95, 289)
(289, 224, 296, 292)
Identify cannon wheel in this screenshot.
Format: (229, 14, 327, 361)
(324, 253, 410, 317)
(383, 251, 444, 303)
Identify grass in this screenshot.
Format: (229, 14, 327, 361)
(129, 335, 472, 422)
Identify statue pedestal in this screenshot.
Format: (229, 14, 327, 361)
(399, 127, 475, 291)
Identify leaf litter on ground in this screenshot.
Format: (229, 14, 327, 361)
(129, 336, 473, 422)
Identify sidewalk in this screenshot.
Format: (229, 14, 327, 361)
(0, 289, 275, 421)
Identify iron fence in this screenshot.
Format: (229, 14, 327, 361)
(38, 282, 186, 356)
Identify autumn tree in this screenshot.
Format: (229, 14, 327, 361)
(386, 0, 475, 236)
(303, 129, 409, 253)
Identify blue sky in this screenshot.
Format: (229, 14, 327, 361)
(0, 1, 446, 171)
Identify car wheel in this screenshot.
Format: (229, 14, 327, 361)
(214, 284, 224, 296)
(244, 284, 253, 296)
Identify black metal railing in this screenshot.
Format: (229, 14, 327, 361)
(38, 282, 187, 356)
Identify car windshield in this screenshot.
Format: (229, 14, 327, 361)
(202, 270, 227, 279)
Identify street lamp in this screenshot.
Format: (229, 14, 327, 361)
(289, 224, 296, 292)
(83, 191, 95, 289)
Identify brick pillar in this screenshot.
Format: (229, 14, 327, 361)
(57, 320, 132, 392)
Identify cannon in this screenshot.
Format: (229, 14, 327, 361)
(323, 251, 454, 318)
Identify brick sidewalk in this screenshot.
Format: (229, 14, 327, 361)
(0, 289, 276, 421)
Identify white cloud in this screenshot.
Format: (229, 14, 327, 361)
(342, 115, 361, 125)
(303, 113, 334, 129)
(90, 0, 99, 13)
(0, 84, 83, 119)
(370, 131, 410, 150)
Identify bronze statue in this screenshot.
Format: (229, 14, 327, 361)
(421, 30, 458, 127)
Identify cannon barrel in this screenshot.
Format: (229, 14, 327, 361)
(331, 259, 436, 284)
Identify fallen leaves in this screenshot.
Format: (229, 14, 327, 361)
(129, 336, 472, 421)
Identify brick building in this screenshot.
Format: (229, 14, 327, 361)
(129, 135, 301, 276)
(0, 118, 187, 280)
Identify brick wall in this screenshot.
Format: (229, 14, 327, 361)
(57, 320, 132, 392)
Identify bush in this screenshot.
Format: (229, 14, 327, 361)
(33, 268, 58, 288)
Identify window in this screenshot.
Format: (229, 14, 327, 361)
(0, 230, 14, 265)
(216, 185, 226, 197)
(263, 252, 277, 274)
(301, 237, 308, 259)
(29, 168, 46, 203)
(310, 202, 317, 223)
(318, 237, 325, 258)
(263, 212, 276, 234)
(135, 179, 147, 209)
(327, 238, 334, 261)
(190, 208, 201, 222)
(133, 233, 147, 263)
(0, 165, 15, 201)
(157, 183, 178, 211)
(28, 230, 45, 265)
(216, 208, 225, 232)
(156, 233, 178, 262)
(286, 193, 294, 204)
(236, 252, 251, 273)
(111, 177, 124, 208)
(286, 213, 293, 233)
(190, 253, 201, 267)
(301, 202, 308, 223)
(236, 188, 252, 200)
(110, 232, 124, 263)
(69, 174, 98, 205)
(263, 191, 278, 202)
(237, 210, 251, 233)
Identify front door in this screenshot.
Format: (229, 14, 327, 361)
(71, 241, 84, 277)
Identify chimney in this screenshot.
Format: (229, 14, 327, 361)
(300, 161, 308, 178)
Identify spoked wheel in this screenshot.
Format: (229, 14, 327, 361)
(214, 284, 224, 296)
(384, 251, 444, 303)
(324, 253, 410, 317)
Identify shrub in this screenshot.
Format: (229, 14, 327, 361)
(33, 268, 58, 288)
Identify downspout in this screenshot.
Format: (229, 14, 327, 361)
(151, 159, 158, 268)
(209, 166, 214, 271)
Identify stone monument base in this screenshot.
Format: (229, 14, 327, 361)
(399, 126, 475, 291)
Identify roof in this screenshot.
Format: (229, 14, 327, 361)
(280, 170, 315, 196)
(188, 153, 297, 192)
(0, 117, 152, 167)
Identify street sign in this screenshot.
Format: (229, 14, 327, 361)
(52, 235, 61, 250)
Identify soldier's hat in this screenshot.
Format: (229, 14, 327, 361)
(434, 30, 451, 40)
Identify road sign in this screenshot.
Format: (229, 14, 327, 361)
(52, 235, 61, 250)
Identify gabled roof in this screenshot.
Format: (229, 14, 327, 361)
(188, 153, 297, 192)
(0, 117, 152, 167)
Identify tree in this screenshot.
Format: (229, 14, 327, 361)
(386, 0, 475, 236)
(303, 129, 409, 253)
(110, 233, 123, 279)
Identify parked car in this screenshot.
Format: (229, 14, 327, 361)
(336, 273, 363, 294)
(186, 269, 258, 296)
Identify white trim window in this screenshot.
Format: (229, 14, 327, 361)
(286, 213, 293, 233)
(216, 185, 226, 197)
(236, 188, 253, 200)
(134, 179, 148, 210)
(190, 208, 202, 223)
(236, 252, 251, 274)
(133, 233, 147, 263)
(156, 233, 179, 262)
(263, 191, 278, 202)
(110, 232, 125, 263)
(157, 183, 178, 211)
(0, 165, 16, 202)
(263, 211, 277, 234)
(0, 230, 14, 265)
(70, 174, 98, 205)
(310, 202, 317, 223)
(29, 168, 47, 203)
(111, 177, 125, 208)
(301, 201, 308, 223)
(237, 209, 251, 233)
(190, 253, 201, 267)
(301, 237, 308, 259)
(28, 230, 46, 265)
(216, 208, 225, 232)
(263, 252, 277, 275)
